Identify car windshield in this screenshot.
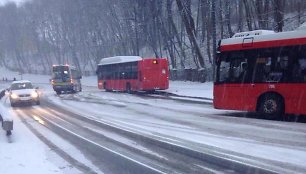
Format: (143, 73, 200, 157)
(10, 82, 33, 90)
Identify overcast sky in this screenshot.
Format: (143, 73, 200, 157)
(0, 0, 27, 5)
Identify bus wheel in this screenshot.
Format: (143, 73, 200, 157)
(104, 82, 110, 92)
(126, 83, 132, 93)
(72, 86, 77, 93)
(6, 130, 12, 136)
(258, 94, 284, 120)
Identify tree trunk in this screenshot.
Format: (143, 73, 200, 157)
(243, 0, 253, 31)
(225, 0, 233, 37)
(167, 0, 185, 69)
(176, 0, 205, 69)
(212, 0, 217, 80)
(238, 0, 244, 32)
(218, 0, 224, 38)
(256, 0, 265, 29)
(274, 0, 284, 32)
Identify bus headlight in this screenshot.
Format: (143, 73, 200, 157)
(10, 93, 18, 99)
(31, 91, 39, 98)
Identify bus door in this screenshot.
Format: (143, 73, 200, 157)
(240, 50, 269, 111)
(245, 57, 268, 111)
(215, 53, 249, 110)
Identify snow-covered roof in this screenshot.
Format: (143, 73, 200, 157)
(52, 64, 77, 69)
(220, 28, 306, 51)
(222, 24, 306, 49)
(232, 30, 275, 38)
(12, 80, 31, 84)
(98, 56, 142, 65)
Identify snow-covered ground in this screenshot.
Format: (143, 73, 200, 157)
(0, 99, 81, 174)
(166, 81, 213, 99)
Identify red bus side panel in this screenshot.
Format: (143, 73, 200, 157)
(98, 58, 169, 91)
(214, 83, 306, 115)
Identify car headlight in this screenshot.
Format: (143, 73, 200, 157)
(10, 93, 19, 99)
(31, 91, 39, 98)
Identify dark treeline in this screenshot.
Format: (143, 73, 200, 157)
(0, 0, 305, 81)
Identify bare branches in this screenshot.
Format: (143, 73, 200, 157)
(0, 0, 304, 81)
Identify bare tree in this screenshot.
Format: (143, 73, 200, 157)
(273, 0, 285, 32)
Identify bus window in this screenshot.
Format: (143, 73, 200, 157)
(300, 59, 306, 82)
(52, 66, 70, 80)
(219, 61, 230, 82)
(217, 52, 250, 83)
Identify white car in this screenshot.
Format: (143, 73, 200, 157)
(9, 80, 40, 107)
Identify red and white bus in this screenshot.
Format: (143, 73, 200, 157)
(96, 56, 169, 92)
(214, 25, 306, 119)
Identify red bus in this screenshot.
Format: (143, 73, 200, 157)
(214, 26, 306, 119)
(96, 56, 169, 92)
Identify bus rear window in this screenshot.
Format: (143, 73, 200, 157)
(53, 66, 69, 71)
(52, 66, 70, 79)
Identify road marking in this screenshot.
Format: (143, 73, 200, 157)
(40, 115, 167, 174)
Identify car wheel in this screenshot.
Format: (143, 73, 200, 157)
(36, 101, 40, 105)
(56, 91, 61, 95)
(10, 103, 15, 107)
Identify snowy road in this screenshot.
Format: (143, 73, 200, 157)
(1, 83, 306, 174)
(13, 100, 248, 174)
